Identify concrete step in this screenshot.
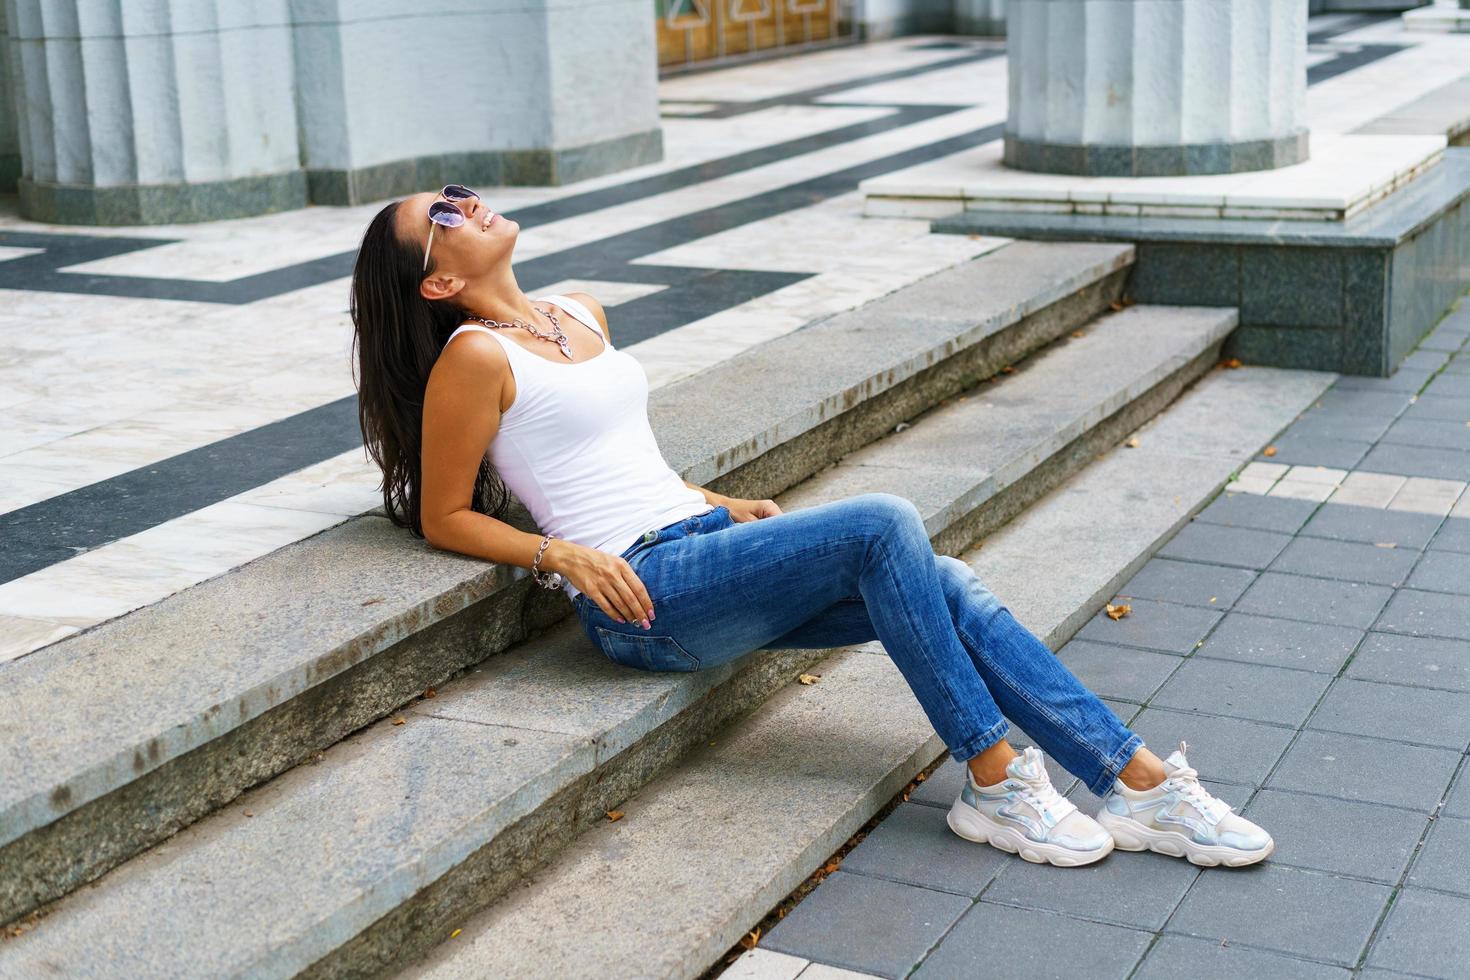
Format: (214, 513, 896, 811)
(0, 300, 1250, 977)
(398, 362, 1336, 980)
(0, 240, 1132, 925)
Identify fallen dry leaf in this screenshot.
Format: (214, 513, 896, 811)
(1105, 602, 1132, 620)
(739, 926, 762, 950)
(798, 673, 822, 685)
(1109, 300, 1124, 312)
(244, 811, 254, 818)
(391, 716, 406, 726)
(606, 810, 624, 822)
(1221, 357, 1242, 369)
(423, 686, 437, 699)
(1262, 445, 1277, 457)
(999, 365, 1015, 374)
(1071, 330, 1086, 338)
(1125, 436, 1140, 448)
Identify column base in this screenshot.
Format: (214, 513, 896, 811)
(18, 171, 308, 227)
(307, 128, 664, 207)
(1003, 129, 1310, 177)
(928, 149, 1470, 377)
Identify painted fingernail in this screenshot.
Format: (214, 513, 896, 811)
(648, 608, 656, 621)
(641, 619, 651, 629)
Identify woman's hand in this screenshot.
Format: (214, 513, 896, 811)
(722, 496, 781, 522)
(544, 539, 654, 626)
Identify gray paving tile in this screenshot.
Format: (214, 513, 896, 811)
(1406, 394, 1470, 423)
(1196, 612, 1363, 673)
(1335, 369, 1436, 394)
(981, 848, 1198, 931)
(1427, 372, 1470, 398)
(1194, 491, 1317, 535)
(1241, 788, 1428, 883)
(1300, 503, 1441, 549)
(1074, 597, 1222, 655)
(1308, 678, 1470, 750)
(1054, 639, 1183, 704)
(1430, 516, 1470, 554)
(911, 902, 1150, 980)
(761, 869, 971, 979)
(1268, 535, 1421, 587)
(1156, 522, 1294, 570)
(1252, 433, 1371, 469)
(1306, 388, 1415, 418)
(1133, 934, 1351, 980)
(1405, 550, 1470, 596)
(1405, 815, 1470, 896)
(1265, 730, 1461, 812)
(1445, 768, 1470, 819)
(1234, 571, 1393, 630)
(1166, 864, 1391, 967)
(1367, 888, 1470, 978)
(909, 757, 970, 809)
(1358, 442, 1470, 482)
(1278, 411, 1394, 444)
(1150, 658, 1331, 728)
(1382, 418, 1470, 453)
(1347, 630, 1470, 693)
(1376, 588, 1470, 642)
(1128, 707, 1295, 787)
(838, 801, 1008, 897)
(1116, 557, 1257, 609)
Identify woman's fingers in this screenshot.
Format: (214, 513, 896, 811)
(606, 572, 646, 625)
(620, 565, 655, 621)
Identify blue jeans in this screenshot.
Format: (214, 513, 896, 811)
(573, 491, 1144, 796)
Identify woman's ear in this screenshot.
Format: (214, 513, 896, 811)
(419, 273, 464, 303)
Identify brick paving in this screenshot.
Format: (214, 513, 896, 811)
(754, 300, 1470, 978)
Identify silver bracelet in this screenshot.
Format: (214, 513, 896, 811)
(531, 533, 563, 590)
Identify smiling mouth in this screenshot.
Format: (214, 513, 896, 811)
(481, 211, 497, 230)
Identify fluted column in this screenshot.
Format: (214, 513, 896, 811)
(1004, 0, 1309, 176)
(7, 0, 305, 224)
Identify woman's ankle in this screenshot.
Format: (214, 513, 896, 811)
(1117, 747, 1167, 791)
(966, 740, 1019, 787)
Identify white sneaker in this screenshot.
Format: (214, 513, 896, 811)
(946, 745, 1114, 867)
(1096, 740, 1274, 867)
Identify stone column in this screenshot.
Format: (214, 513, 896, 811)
(7, 1, 306, 224)
(1004, 0, 1309, 177)
(293, 0, 665, 206)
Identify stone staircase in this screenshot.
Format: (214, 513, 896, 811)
(0, 238, 1332, 979)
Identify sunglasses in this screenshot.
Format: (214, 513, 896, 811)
(422, 184, 479, 272)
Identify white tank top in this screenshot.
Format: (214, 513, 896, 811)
(440, 294, 714, 601)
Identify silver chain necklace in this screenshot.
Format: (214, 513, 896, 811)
(463, 303, 573, 360)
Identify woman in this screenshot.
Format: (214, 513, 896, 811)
(349, 184, 1275, 869)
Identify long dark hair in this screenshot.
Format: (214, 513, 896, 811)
(350, 200, 512, 537)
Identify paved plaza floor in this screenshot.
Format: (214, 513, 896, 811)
(734, 307, 1470, 978)
(4, 13, 1470, 664)
(2, 9, 1469, 979)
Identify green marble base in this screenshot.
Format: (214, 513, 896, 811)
(14, 127, 664, 225)
(18, 170, 308, 226)
(306, 127, 665, 206)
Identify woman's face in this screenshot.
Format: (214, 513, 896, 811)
(398, 187, 519, 282)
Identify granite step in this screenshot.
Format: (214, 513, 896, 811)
(0, 240, 1132, 925)
(0, 300, 1250, 977)
(399, 362, 1337, 980)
